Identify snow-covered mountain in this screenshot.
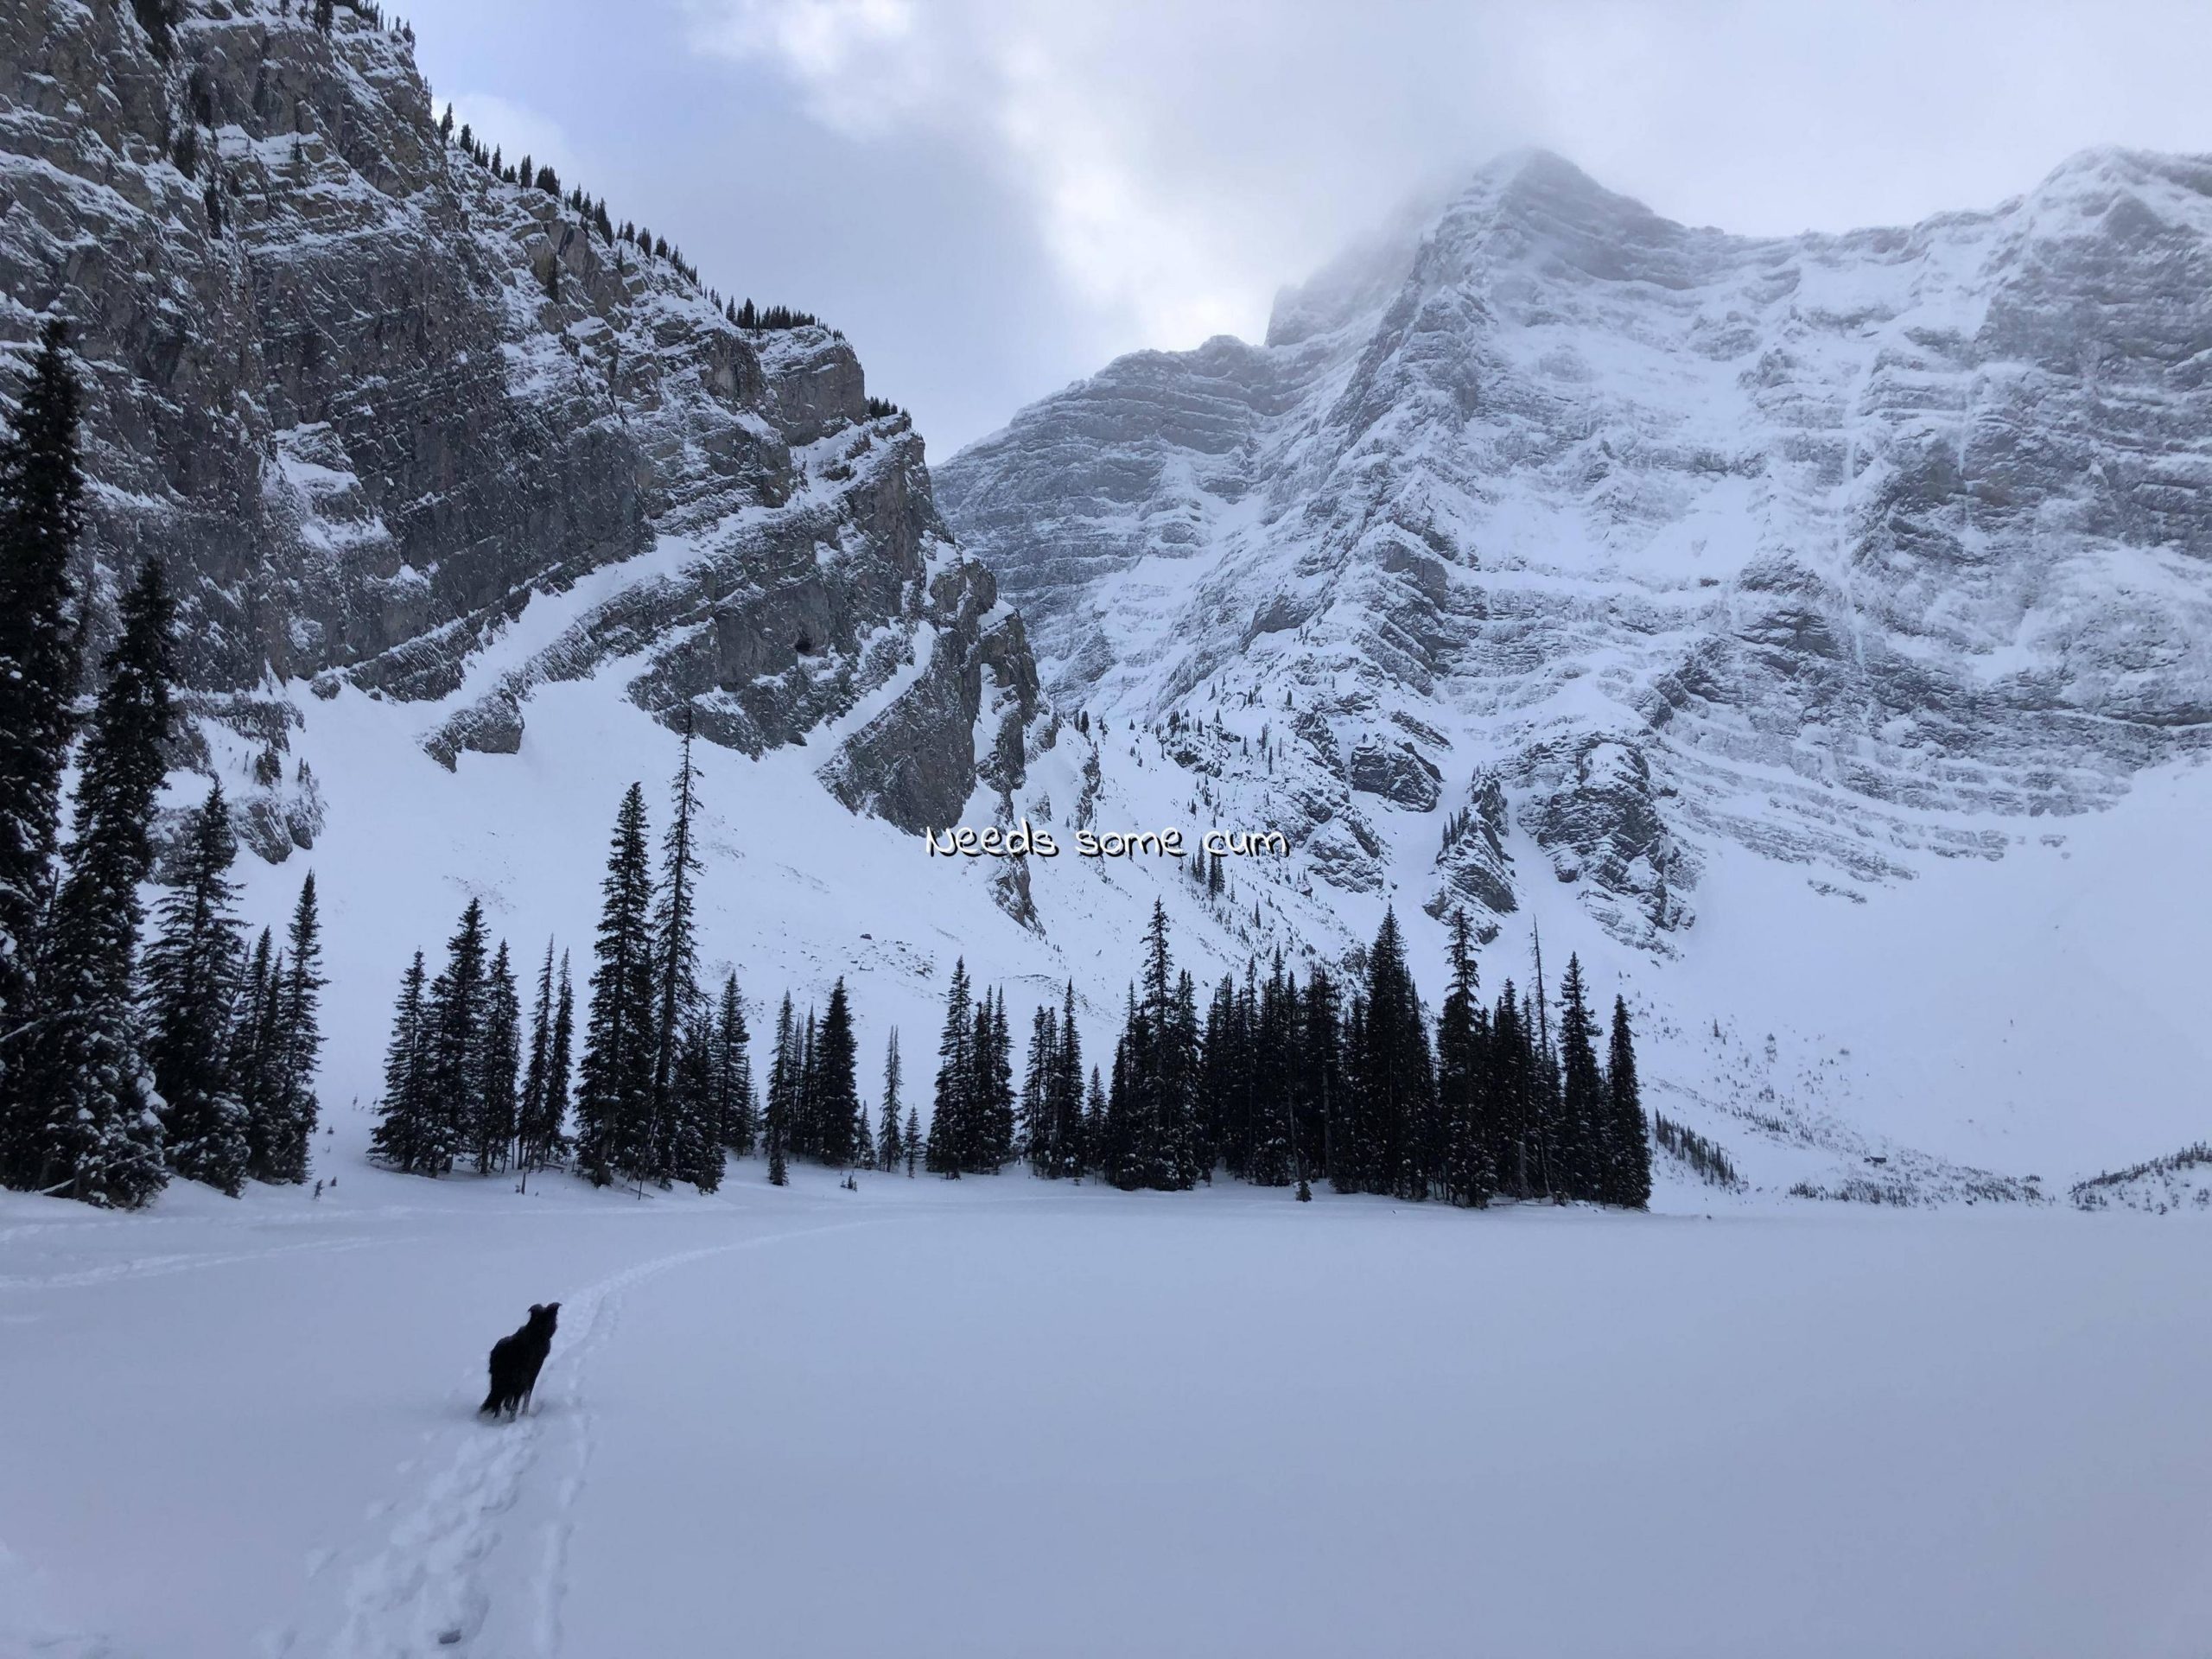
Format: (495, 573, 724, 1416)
(1, 0, 1039, 848)
(939, 147, 2212, 938)
(938, 147, 2212, 1185)
(6, 0, 2206, 1204)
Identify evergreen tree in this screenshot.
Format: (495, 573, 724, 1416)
(518, 940, 562, 1179)
(257, 870, 325, 1183)
(875, 1028, 903, 1173)
(763, 994, 797, 1185)
(474, 939, 521, 1174)
(1605, 995, 1650, 1210)
(229, 926, 276, 1166)
(1020, 1003, 1055, 1173)
(0, 321, 86, 1177)
(926, 960, 973, 1175)
(1300, 965, 1344, 1189)
(416, 899, 490, 1177)
(1435, 908, 1494, 1207)
(146, 782, 249, 1195)
(13, 559, 175, 1205)
(815, 977, 860, 1167)
(647, 719, 703, 1186)
(1344, 907, 1433, 1199)
(671, 1012, 723, 1192)
(576, 785, 656, 1186)
(372, 951, 434, 1171)
(1049, 981, 1084, 1179)
(1554, 956, 1605, 1202)
(712, 973, 756, 1155)
(902, 1103, 919, 1177)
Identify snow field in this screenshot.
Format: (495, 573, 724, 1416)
(3, 1154, 2209, 1657)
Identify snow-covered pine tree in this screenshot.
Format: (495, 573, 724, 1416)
(647, 717, 704, 1187)
(518, 939, 558, 1176)
(229, 926, 276, 1160)
(474, 939, 521, 1174)
(1436, 908, 1493, 1207)
(797, 1007, 820, 1158)
(763, 993, 797, 1185)
(576, 784, 655, 1187)
(14, 559, 175, 1206)
(713, 973, 755, 1156)
(671, 1012, 722, 1192)
(1020, 1003, 1054, 1174)
(416, 899, 489, 1178)
(926, 960, 973, 1175)
(1554, 955, 1604, 1203)
(1489, 981, 1532, 1199)
(1349, 907, 1432, 1200)
(1299, 964, 1343, 1190)
(1605, 995, 1650, 1210)
(372, 951, 433, 1169)
(815, 978, 860, 1168)
(974, 985, 1014, 1171)
(875, 1028, 902, 1173)
(1050, 981, 1084, 1179)
(0, 321, 86, 1185)
(259, 871, 325, 1183)
(146, 782, 250, 1195)
(902, 1103, 920, 1177)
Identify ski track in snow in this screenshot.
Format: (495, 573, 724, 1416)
(269, 1217, 889, 1659)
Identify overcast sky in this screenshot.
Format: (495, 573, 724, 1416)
(400, 0, 2212, 455)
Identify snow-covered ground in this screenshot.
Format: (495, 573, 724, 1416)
(5, 1147, 2209, 1658)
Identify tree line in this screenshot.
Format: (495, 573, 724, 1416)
(927, 901, 1649, 1209)
(0, 322, 325, 1207)
(371, 705, 1649, 1212)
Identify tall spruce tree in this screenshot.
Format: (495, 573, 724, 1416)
(0, 321, 87, 1186)
(576, 785, 656, 1186)
(474, 939, 521, 1175)
(259, 870, 325, 1183)
(146, 782, 249, 1194)
(15, 559, 175, 1205)
(372, 951, 435, 1171)
(518, 940, 562, 1180)
(230, 927, 277, 1166)
(1605, 995, 1650, 1209)
(1554, 955, 1605, 1203)
(1436, 908, 1494, 1207)
(670, 1011, 723, 1192)
(647, 718, 703, 1185)
(875, 1028, 903, 1173)
(1345, 907, 1433, 1199)
(416, 900, 490, 1177)
(815, 977, 860, 1167)
(763, 993, 797, 1185)
(713, 973, 756, 1156)
(926, 960, 973, 1175)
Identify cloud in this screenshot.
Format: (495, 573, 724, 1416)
(688, 0, 2212, 359)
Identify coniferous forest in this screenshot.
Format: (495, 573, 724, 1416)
(0, 323, 324, 1207)
(371, 779, 1652, 1210)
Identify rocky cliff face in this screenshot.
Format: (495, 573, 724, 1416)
(0, 0, 1039, 847)
(938, 147, 2212, 949)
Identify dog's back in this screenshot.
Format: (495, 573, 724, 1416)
(480, 1301, 560, 1418)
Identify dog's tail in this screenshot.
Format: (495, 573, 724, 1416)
(480, 1378, 504, 1415)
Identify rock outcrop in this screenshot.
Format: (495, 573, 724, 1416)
(939, 147, 2212, 946)
(0, 0, 1038, 844)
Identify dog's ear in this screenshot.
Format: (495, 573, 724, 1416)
(545, 1302, 560, 1314)
(529, 1303, 543, 1314)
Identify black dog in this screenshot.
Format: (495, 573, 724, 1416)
(479, 1302, 560, 1420)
